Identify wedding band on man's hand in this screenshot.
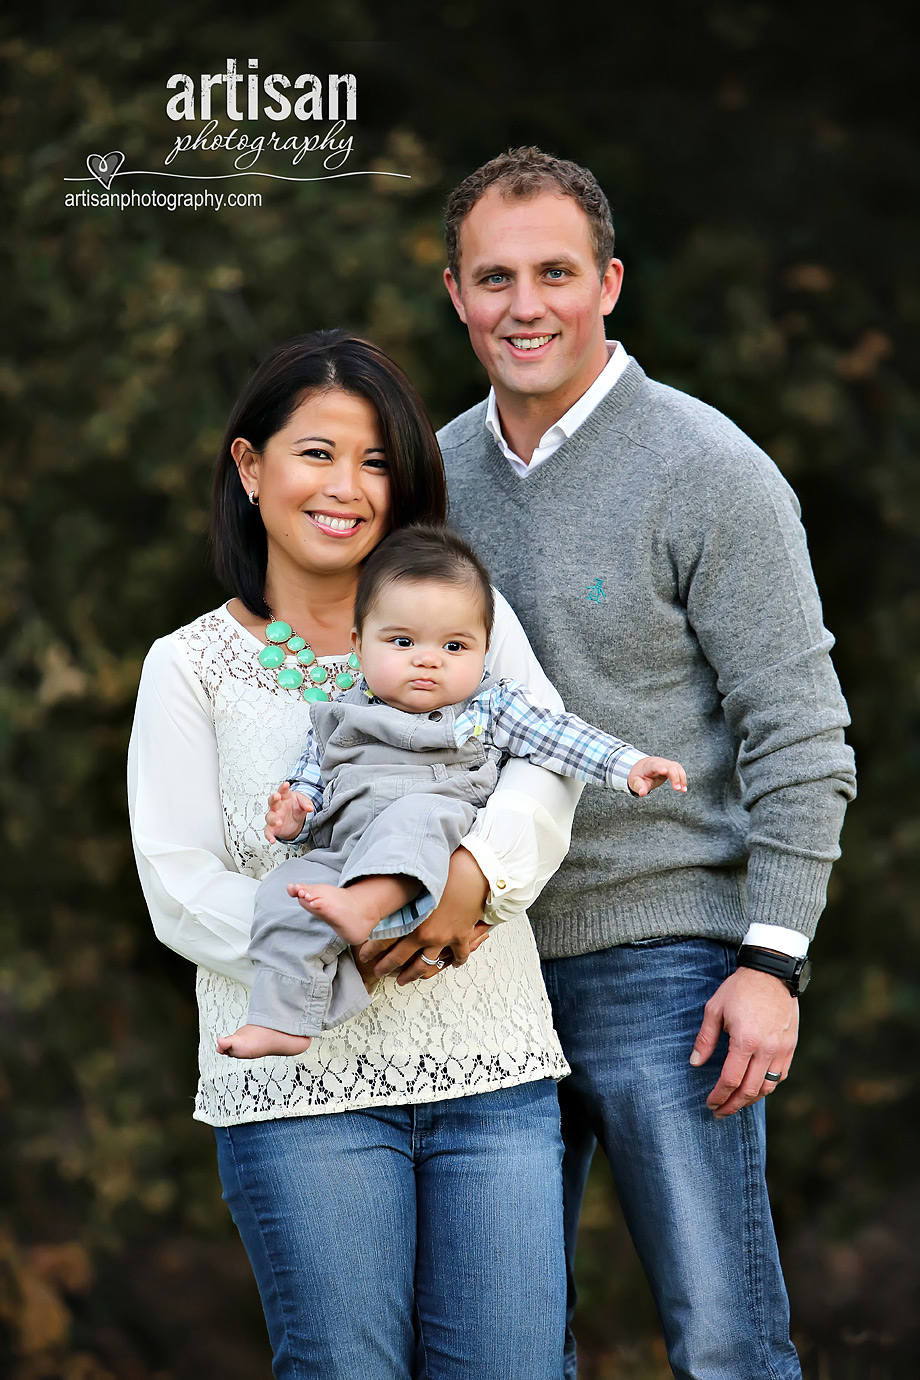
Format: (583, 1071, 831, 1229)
(763, 1071, 782, 1083)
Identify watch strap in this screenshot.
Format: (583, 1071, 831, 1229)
(736, 945, 811, 995)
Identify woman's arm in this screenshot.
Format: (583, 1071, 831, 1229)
(461, 589, 583, 924)
(127, 636, 259, 985)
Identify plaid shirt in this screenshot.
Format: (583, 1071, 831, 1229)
(287, 736, 325, 814)
(452, 679, 646, 791)
(288, 676, 646, 802)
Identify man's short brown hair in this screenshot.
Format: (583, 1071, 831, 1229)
(444, 146, 615, 282)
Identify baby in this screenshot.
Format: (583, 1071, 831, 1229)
(219, 526, 687, 1059)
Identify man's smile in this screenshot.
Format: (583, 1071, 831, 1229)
(505, 333, 557, 354)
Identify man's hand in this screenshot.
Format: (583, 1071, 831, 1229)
(690, 967, 799, 1118)
(356, 846, 492, 986)
(627, 756, 688, 797)
(264, 782, 313, 843)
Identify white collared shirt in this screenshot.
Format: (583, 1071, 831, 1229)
(486, 340, 630, 475)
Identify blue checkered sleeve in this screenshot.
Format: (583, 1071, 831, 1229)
(454, 679, 648, 792)
(285, 731, 325, 833)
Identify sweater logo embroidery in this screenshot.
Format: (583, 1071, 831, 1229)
(586, 578, 607, 605)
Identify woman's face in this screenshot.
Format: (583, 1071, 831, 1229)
(235, 388, 392, 581)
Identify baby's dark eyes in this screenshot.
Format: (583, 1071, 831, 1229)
(387, 637, 467, 651)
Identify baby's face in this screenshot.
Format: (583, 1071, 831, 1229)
(353, 578, 489, 714)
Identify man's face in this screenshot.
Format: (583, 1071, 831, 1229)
(444, 187, 623, 413)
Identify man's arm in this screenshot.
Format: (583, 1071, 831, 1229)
(674, 438, 856, 1114)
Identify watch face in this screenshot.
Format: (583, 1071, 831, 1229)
(796, 957, 813, 994)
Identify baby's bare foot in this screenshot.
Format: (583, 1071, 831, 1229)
(287, 882, 381, 945)
(217, 1024, 311, 1059)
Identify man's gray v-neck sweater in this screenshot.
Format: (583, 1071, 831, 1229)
(439, 360, 857, 959)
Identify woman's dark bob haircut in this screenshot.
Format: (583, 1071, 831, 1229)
(210, 329, 448, 618)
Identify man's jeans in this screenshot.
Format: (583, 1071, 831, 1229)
(215, 1079, 565, 1379)
(542, 937, 802, 1380)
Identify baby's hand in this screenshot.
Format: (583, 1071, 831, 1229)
(627, 757, 688, 798)
(264, 781, 314, 842)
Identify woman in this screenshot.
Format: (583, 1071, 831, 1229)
(128, 330, 581, 1379)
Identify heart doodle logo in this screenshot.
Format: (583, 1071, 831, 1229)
(86, 151, 125, 190)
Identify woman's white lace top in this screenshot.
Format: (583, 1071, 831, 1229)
(127, 596, 578, 1127)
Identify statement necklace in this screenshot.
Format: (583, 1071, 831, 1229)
(258, 618, 360, 702)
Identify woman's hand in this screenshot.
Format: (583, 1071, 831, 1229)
(356, 846, 492, 986)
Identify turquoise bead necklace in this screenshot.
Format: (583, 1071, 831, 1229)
(258, 618, 360, 702)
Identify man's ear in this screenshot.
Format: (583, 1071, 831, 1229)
(232, 438, 260, 497)
(600, 258, 625, 317)
(443, 267, 468, 324)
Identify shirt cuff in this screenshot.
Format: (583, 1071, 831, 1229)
(607, 745, 647, 793)
(457, 834, 509, 925)
(461, 788, 572, 926)
(741, 923, 810, 958)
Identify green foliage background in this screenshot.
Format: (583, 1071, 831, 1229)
(2, 4, 918, 1377)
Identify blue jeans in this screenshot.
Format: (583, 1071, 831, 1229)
(541, 938, 802, 1380)
(215, 1079, 565, 1379)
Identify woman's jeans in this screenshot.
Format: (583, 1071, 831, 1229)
(542, 937, 802, 1380)
(215, 1078, 565, 1380)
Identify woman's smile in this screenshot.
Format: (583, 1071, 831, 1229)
(304, 511, 362, 535)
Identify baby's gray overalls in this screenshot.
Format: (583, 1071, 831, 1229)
(246, 681, 500, 1037)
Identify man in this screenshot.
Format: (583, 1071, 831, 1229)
(435, 147, 856, 1379)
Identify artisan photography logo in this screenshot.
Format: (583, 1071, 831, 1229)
(64, 58, 409, 211)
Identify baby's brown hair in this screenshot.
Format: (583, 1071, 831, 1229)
(354, 525, 494, 639)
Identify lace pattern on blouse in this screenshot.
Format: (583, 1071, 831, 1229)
(173, 607, 568, 1126)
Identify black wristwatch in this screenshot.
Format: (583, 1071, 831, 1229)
(736, 946, 812, 997)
